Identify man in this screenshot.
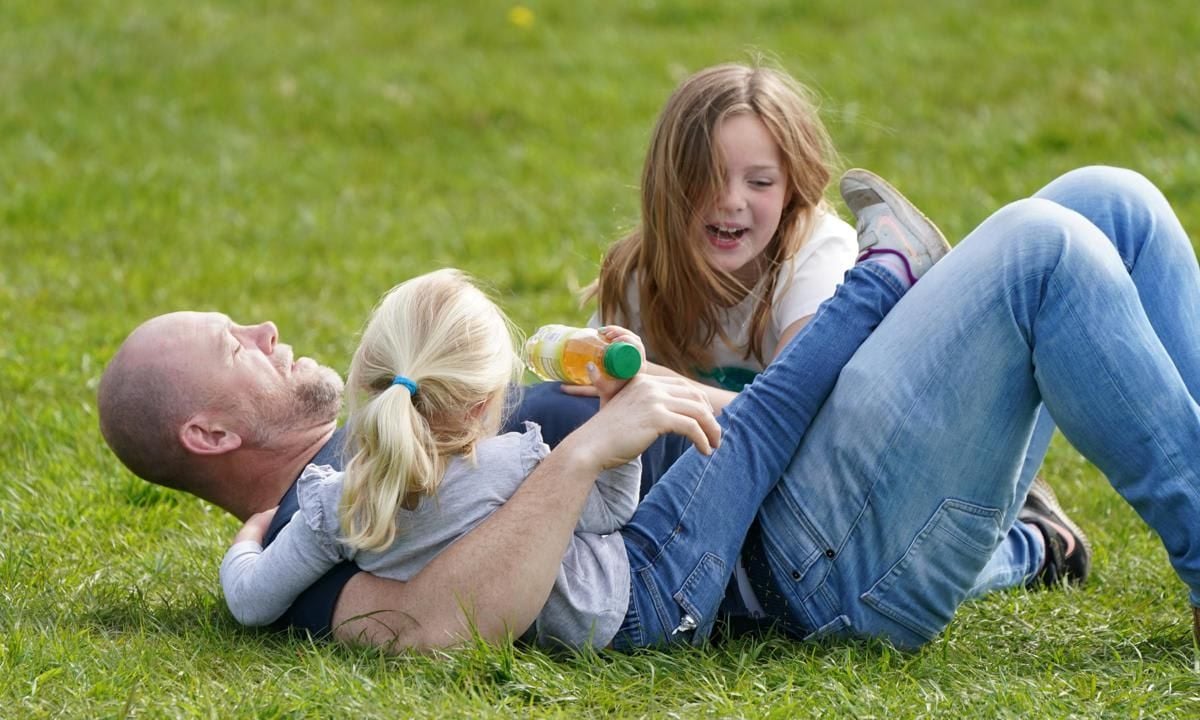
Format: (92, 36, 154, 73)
(99, 170, 1128, 651)
(98, 309, 1085, 650)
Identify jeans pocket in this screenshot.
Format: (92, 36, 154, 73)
(861, 498, 1003, 644)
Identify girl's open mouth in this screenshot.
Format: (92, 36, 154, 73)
(705, 224, 748, 249)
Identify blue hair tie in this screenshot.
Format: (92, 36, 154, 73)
(392, 375, 418, 395)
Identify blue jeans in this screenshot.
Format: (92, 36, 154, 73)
(608, 263, 905, 648)
(754, 166, 1200, 648)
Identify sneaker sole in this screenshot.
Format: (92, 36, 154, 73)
(841, 168, 952, 265)
(1021, 475, 1093, 563)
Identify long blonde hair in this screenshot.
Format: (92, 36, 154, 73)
(590, 62, 838, 372)
(340, 269, 522, 552)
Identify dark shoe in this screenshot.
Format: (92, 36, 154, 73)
(1020, 475, 1092, 588)
(1193, 606, 1200, 647)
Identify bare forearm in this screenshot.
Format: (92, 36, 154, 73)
(330, 434, 602, 652)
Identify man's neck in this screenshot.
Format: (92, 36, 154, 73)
(210, 421, 338, 521)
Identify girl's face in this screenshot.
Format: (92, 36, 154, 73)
(698, 113, 788, 283)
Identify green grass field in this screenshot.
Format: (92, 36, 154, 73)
(4, 1, 1200, 716)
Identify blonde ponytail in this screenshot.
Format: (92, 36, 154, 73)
(339, 269, 522, 552)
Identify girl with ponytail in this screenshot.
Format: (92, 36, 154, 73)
(220, 269, 644, 648)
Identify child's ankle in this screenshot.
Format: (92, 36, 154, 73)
(859, 250, 915, 289)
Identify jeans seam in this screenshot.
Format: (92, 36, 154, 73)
(617, 578, 644, 648)
(640, 567, 671, 640)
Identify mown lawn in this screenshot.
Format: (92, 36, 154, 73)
(3, 1, 1200, 717)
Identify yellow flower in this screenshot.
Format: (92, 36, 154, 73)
(508, 5, 534, 29)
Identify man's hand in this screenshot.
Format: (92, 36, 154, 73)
(233, 506, 279, 545)
(569, 372, 721, 472)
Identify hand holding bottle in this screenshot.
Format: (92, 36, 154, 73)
(586, 326, 644, 407)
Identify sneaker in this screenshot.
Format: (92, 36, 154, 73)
(1020, 475, 1092, 588)
(840, 168, 952, 284)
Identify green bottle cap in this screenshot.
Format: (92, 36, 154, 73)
(602, 341, 642, 379)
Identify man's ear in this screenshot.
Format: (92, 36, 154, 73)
(179, 413, 243, 456)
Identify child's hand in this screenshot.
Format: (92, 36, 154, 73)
(233, 506, 279, 546)
(590, 326, 645, 406)
(558, 326, 646, 402)
(598, 325, 646, 361)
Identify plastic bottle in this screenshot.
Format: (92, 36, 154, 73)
(524, 324, 642, 385)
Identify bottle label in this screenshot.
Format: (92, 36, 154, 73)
(525, 325, 575, 382)
(524, 324, 601, 384)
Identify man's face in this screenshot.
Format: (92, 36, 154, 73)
(155, 311, 344, 444)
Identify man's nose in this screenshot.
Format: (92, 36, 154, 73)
(246, 321, 278, 353)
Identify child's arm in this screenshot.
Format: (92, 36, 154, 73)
(772, 315, 813, 362)
(640, 361, 737, 413)
(220, 505, 342, 627)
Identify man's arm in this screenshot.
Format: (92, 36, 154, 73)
(329, 373, 720, 652)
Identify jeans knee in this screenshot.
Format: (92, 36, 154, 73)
(1054, 164, 1159, 199)
(1039, 165, 1171, 224)
(989, 199, 1084, 260)
(980, 198, 1125, 284)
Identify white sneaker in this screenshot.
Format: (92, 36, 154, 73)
(840, 168, 951, 283)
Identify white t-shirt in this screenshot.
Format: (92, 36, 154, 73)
(595, 211, 857, 390)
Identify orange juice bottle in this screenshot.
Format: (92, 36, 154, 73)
(524, 325, 642, 384)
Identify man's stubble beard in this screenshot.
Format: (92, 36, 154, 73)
(246, 367, 345, 448)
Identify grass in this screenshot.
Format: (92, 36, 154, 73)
(3, 0, 1200, 716)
